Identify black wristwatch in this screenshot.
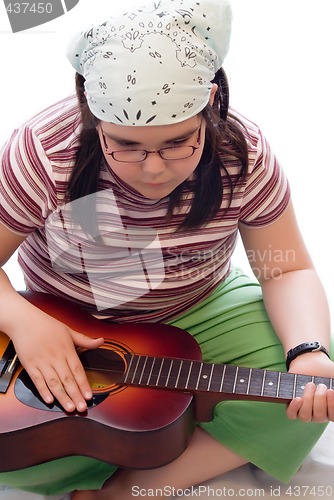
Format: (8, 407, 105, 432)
(286, 342, 330, 371)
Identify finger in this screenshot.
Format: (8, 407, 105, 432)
(312, 384, 329, 422)
(327, 390, 334, 421)
(30, 366, 77, 412)
(296, 382, 317, 422)
(71, 331, 104, 349)
(54, 358, 93, 412)
(29, 368, 55, 405)
(67, 354, 94, 402)
(286, 397, 303, 420)
(45, 367, 78, 412)
(31, 365, 90, 413)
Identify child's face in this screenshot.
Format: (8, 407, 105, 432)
(97, 115, 205, 200)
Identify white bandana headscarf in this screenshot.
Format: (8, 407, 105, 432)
(66, 0, 232, 126)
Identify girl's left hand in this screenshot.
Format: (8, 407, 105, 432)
(286, 352, 334, 422)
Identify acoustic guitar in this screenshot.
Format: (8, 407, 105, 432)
(0, 291, 332, 473)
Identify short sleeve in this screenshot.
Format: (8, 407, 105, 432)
(239, 128, 290, 226)
(0, 125, 57, 234)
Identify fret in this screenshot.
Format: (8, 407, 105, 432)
(232, 367, 239, 393)
(195, 364, 204, 390)
(185, 361, 193, 389)
(247, 368, 266, 397)
(174, 359, 184, 388)
(292, 374, 297, 398)
(185, 361, 202, 391)
(139, 356, 155, 386)
(246, 368, 252, 395)
(221, 365, 238, 394)
(234, 367, 252, 396)
(123, 355, 136, 384)
(147, 357, 164, 386)
(220, 365, 227, 392)
(207, 364, 225, 392)
(260, 370, 266, 397)
(196, 363, 215, 391)
(276, 371, 281, 398)
(262, 370, 279, 398)
(156, 358, 172, 387)
(130, 356, 147, 385)
(146, 357, 157, 385)
(165, 358, 184, 388)
(208, 364, 214, 390)
(277, 372, 295, 400)
(165, 359, 174, 386)
(176, 359, 193, 391)
(156, 358, 166, 386)
(138, 356, 149, 385)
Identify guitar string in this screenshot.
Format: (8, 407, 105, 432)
(81, 355, 322, 399)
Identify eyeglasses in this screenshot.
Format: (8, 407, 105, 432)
(100, 123, 202, 163)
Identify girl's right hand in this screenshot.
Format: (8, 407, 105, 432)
(5, 296, 104, 412)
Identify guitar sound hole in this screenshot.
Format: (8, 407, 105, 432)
(80, 346, 127, 395)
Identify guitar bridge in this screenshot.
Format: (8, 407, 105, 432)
(0, 341, 20, 393)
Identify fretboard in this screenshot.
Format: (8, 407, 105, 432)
(122, 354, 334, 403)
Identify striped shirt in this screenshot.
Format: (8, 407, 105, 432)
(0, 96, 290, 323)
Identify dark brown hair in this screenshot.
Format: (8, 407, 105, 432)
(67, 69, 248, 231)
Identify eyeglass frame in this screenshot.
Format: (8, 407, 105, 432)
(100, 121, 203, 163)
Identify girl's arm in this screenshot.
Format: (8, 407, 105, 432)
(239, 201, 334, 422)
(0, 222, 104, 412)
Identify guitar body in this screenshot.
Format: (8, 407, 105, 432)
(0, 292, 201, 472)
(3, 293, 322, 474)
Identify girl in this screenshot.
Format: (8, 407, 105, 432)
(0, 0, 333, 498)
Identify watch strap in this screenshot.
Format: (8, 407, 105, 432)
(286, 342, 330, 371)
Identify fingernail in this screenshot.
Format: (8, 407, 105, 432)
(78, 401, 87, 412)
(305, 382, 316, 391)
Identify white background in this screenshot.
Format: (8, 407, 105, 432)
(0, 0, 333, 320)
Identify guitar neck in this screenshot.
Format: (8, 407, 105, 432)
(122, 354, 334, 404)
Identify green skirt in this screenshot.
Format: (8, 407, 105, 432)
(0, 268, 329, 495)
